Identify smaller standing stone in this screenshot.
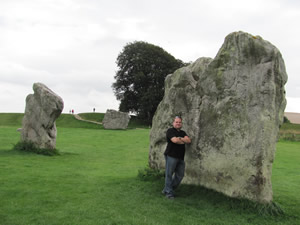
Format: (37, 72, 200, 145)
(21, 83, 64, 149)
(102, 109, 130, 130)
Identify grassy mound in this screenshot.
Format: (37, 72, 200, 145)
(78, 112, 105, 123)
(78, 112, 149, 129)
(279, 122, 300, 141)
(0, 113, 24, 126)
(0, 113, 149, 129)
(56, 114, 102, 129)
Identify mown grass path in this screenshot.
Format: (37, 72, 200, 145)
(73, 114, 103, 125)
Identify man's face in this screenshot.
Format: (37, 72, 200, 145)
(173, 117, 182, 130)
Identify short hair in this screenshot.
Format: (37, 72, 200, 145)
(174, 116, 182, 121)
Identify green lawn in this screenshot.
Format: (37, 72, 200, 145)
(0, 114, 299, 225)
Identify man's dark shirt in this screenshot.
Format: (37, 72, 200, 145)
(164, 127, 187, 160)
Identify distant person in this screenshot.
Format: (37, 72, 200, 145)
(162, 116, 191, 199)
(72, 109, 74, 114)
(93, 108, 95, 112)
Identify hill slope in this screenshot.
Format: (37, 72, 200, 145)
(0, 113, 149, 129)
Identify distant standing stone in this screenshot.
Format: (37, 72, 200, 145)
(102, 109, 130, 130)
(21, 83, 64, 149)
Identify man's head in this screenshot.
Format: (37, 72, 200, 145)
(173, 116, 182, 130)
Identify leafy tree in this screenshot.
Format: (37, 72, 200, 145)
(112, 41, 186, 124)
(283, 116, 290, 123)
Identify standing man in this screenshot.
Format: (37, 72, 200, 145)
(162, 116, 191, 199)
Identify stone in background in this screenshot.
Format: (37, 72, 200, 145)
(102, 109, 130, 130)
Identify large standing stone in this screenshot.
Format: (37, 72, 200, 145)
(149, 31, 287, 203)
(21, 83, 64, 149)
(102, 109, 130, 129)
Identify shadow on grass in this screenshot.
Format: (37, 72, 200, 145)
(136, 167, 287, 219)
(0, 148, 79, 157)
(177, 184, 287, 217)
(0, 149, 21, 156)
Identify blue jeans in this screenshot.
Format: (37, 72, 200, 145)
(163, 155, 185, 196)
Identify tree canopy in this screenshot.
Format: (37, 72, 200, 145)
(112, 41, 185, 124)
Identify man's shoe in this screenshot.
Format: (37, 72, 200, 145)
(166, 194, 175, 199)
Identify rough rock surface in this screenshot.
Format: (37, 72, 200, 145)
(102, 109, 130, 129)
(21, 83, 64, 149)
(149, 31, 287, 203)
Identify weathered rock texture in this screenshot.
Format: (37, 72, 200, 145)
(102, 109, 130, 129)
(149, 31, 287, 203)
(21, 83, 64, 149)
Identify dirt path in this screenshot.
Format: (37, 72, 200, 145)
(73, 114, 102, 125)
(284, 112, 300, 124)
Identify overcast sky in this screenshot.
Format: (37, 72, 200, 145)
(1, 0, 299, 114)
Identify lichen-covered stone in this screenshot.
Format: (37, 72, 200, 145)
(102, 109, 130, 130)
(149, 31, 287, 203)
(21, 83, 64, 149)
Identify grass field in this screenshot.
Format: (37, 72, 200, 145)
(0, 113, 299, 225)
(279, 122, 300, 142)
